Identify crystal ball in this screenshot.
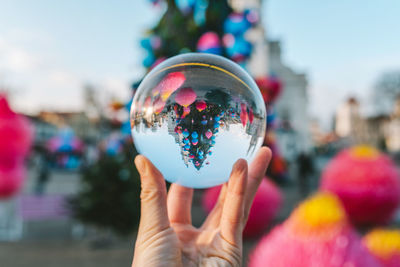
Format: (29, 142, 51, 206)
(130, 53, 266, 188)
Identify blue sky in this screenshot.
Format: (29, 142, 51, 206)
(1, 0, 399, 126)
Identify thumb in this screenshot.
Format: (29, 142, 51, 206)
(135, 155, 169, 238)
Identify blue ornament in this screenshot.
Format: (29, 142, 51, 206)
(224, 13, 252, 36)
(191, 131, 199, 139)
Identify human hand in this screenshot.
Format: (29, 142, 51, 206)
(132, 147, 272, 267)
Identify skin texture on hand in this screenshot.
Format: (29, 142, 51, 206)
(132, 147, 272, 267)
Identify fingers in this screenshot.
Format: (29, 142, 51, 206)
(201, 183, 228, 230)
(167, 183, 193, 224)
(244, 147, 272, 219)
(135, 155, 169, 236)
(220, 159, 248, 245)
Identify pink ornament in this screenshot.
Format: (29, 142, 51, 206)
(175, 87, 197, 107)
(195, 100, 207, 112)
(0, 165, 25, 199)
(0, 96, 33, 163)
(197, 32, 221, 51)
(249, 193, 383, 267)
(205, 130, 213, 139)
(320, 146, 400, 226)
(152, 72, 186, 101)
(202, 178, 282, 238)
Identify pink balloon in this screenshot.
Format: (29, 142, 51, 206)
(202, 178, 282, 238)
(175, 87, 197, 107)
(0, 164, 25, 199)
(0, 96, 33, 163)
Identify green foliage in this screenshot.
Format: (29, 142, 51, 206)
(70, 144, 141, 236)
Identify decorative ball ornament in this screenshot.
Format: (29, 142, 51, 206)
(197, 32, 222, 55)
(130, 53, 266, 188)
(202, 178, 282, 238)
(320, 145, 400, 226)
(363, 229, 400, 267)
(249, 192, 383, 267)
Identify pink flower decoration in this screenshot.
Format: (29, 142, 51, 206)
(175, 87, 197, 107)
(249, 193, 383, 267)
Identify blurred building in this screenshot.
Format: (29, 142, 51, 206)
(37, 111, 98, 141)
(334, 96, 400, 152)
(334, 97, 365, 138)
(269, 41, 311, 157)
(232, 0, 312, 159)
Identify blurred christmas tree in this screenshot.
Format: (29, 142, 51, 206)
(70, 141, 141, 236)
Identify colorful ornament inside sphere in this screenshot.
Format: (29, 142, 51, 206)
(0, 96, 33, 164)
(363, 228, 400, 267)
(320, 145, 400, 226)
(0, 165, 25, 199)
(249, 192, 383, 267)
(202, 178, 282, 238)
(131, 53, 266, 188)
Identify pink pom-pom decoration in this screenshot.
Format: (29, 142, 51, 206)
(175, 87, 197, 107)
(0, 165, 26, 199)
(320, 145, 400, 226)
(0, 96, 33, 163)
(202, 178, 282, 238)
(363, 228, 400, 267)
(249, 192, 383, 267)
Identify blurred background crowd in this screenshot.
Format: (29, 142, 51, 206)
(0, 0, 400, 266)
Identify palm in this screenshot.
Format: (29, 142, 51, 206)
(132, 147, 271, 267)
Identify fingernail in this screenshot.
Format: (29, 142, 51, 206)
(233, 159, 247, 174)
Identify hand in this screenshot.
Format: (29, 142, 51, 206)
(132, 147, 272, 267)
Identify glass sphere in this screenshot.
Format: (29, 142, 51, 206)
(131, 53, 266, 188)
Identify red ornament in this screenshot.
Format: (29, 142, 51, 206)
(249, 193, 383, 267)
(320, 146, 400, 226)
(202, 178, 282, 238)
(0, 165, 25, 199)
(255, 76, 283, 104)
